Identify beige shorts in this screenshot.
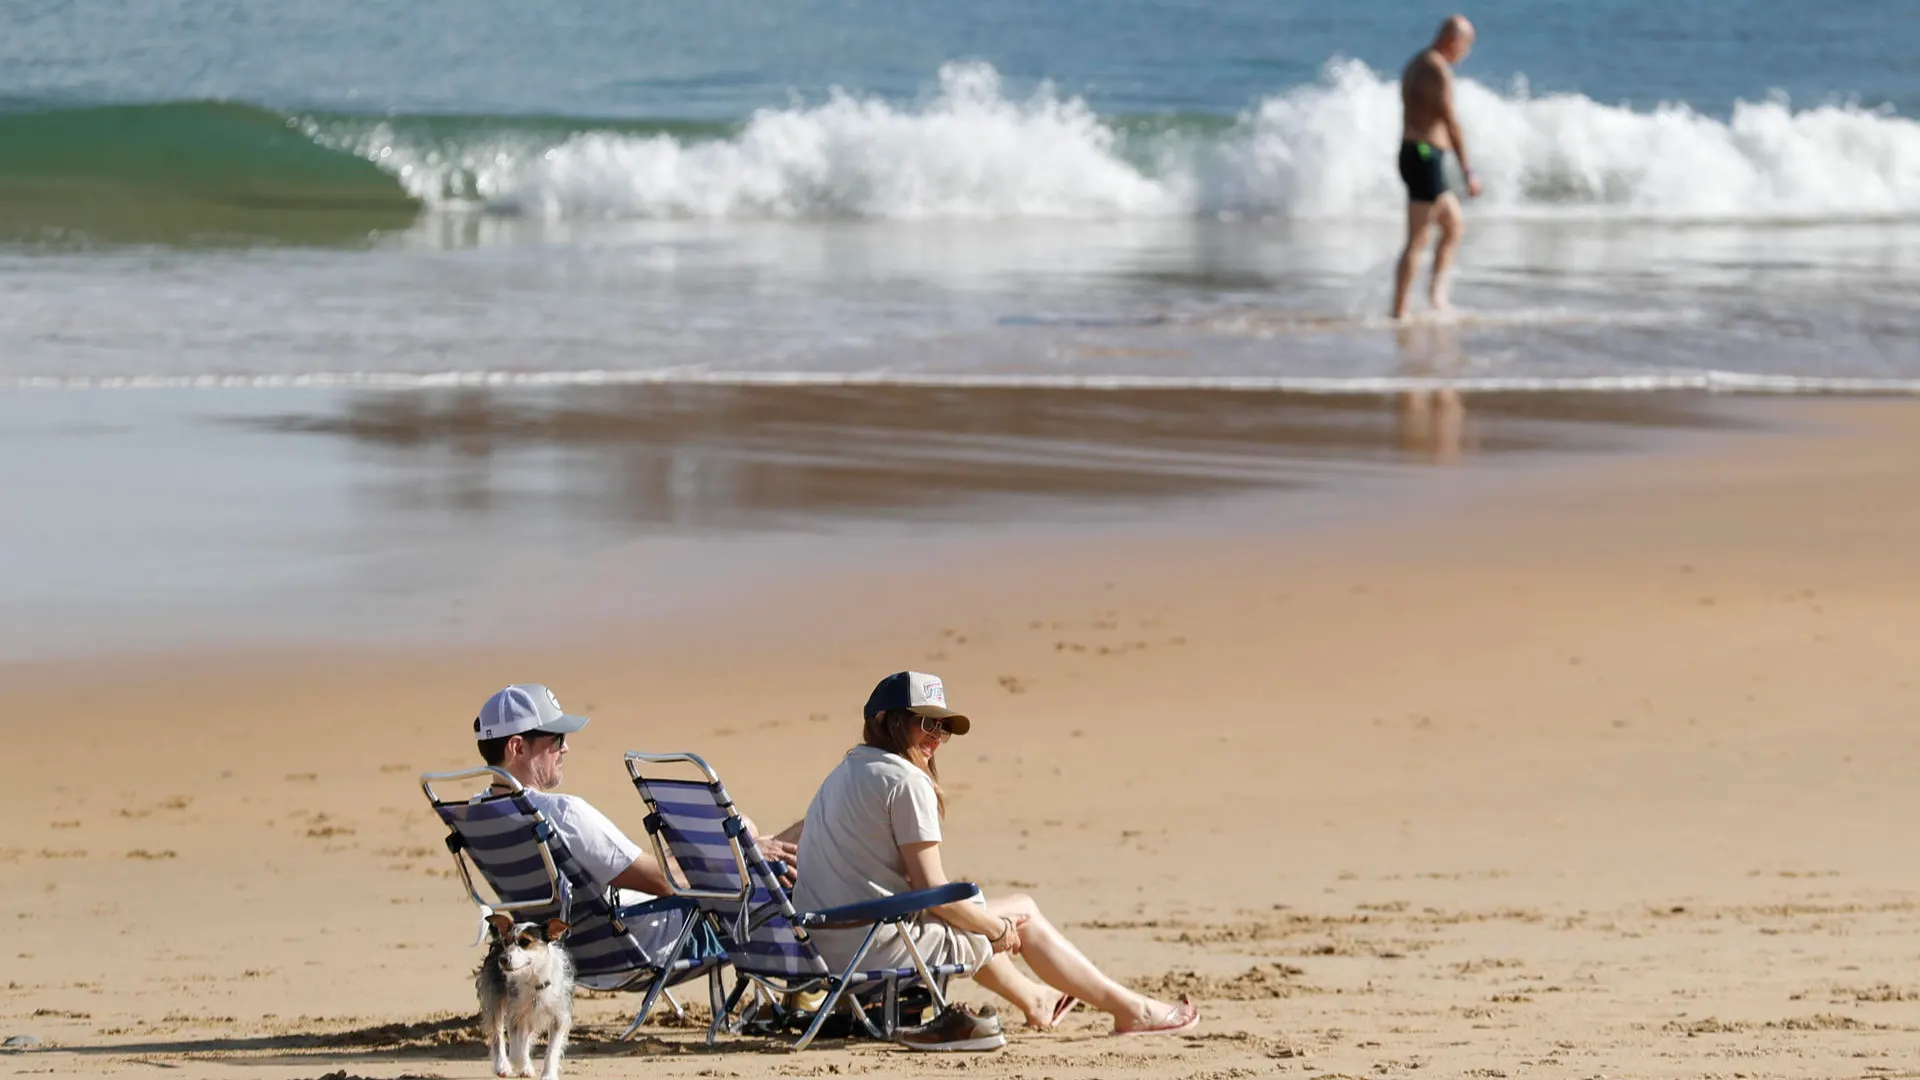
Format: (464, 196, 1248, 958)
(907, 915, 990, 974)
(812, 898, 991, 977)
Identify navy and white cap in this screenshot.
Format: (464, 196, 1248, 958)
(864, 671, 971, 735)
(475, 683, 591, 742)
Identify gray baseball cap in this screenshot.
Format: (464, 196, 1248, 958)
(474, 684, 591, 741)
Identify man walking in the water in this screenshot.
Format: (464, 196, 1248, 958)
(1392, 14, 1482, 320)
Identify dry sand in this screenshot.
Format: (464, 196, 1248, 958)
(4, 397, 1919, 1079)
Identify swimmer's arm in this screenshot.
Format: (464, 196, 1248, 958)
(1438, 65, 1479, 191)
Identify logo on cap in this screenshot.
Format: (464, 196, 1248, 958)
(923, 679, 946, 707)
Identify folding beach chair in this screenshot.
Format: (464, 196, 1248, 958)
(420, 767, 727, 1038)
(624, 751, 980, 1051)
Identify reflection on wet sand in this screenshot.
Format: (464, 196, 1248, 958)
(0, 384, 1760, 660)
(242, 383, 1743, 534)
(1395, 322, 1470, 464)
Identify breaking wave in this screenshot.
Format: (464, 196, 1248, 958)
(4, 60, 1917, 235)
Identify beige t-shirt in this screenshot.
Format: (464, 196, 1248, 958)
(795, 745, 985, 971)
(794, 745, 942, 912)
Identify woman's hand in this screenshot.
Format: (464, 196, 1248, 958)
(988, 914, 1027, 955)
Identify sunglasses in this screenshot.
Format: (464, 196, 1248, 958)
(523, 731, 566, 750)
(918, 716, 954, 741)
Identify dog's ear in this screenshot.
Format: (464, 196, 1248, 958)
(543, 919, 570, 942)
(486, 913, 514, 939)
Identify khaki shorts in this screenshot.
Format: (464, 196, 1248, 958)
(907, 914, 990, 974)
(811, 895, 992, 977)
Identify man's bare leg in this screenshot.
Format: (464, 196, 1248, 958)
(1428, 192, 1464, 312)
(1391, 201, 1437, 321)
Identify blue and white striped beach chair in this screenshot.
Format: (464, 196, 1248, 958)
(420, 767, 727, 1038)
(623, 752, 979, 1051)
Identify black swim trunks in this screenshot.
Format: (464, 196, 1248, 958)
(1398, 139, 1449, 203)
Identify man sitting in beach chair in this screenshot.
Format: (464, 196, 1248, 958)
(421, 684, 795, 1035)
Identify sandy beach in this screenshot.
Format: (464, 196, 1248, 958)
(4, 394, 1919, 1080)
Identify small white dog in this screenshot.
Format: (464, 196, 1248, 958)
(475, 914, 574, 1080)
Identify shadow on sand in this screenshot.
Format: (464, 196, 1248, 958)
(15, 1012, 885, 1071)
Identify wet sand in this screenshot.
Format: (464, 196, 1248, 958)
(0, 382, 1745, 661)
(4, 393, 1918, 1079)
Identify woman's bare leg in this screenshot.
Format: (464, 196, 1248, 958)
(969, 952, 1055, 1028)
(983, 894, 1195, 1032)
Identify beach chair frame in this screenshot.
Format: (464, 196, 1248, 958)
(624, 751, 978, 1050)
(420, 766, 724, 1039)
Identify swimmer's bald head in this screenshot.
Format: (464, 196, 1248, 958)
(1434, 14, 1476, 62)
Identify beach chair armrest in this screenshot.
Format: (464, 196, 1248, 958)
(613, 895, 702, 920)
(797, 882, 980, 929)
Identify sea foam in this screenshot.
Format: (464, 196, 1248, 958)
(340, 60, 1920, 223)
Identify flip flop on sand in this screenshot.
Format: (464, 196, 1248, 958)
(1114, 997, 1199, 1037)
(1026, 993, 1079, 1030)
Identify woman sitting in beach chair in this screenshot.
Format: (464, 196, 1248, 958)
(792, 671, 1200, 1038)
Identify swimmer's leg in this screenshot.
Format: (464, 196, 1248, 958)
(1392, 200, 1438, 321)
(1428, 193, 1465, 313)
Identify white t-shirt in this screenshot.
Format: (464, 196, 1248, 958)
(793, 745, 943, 914)
(522, 789, 644, 891)
(514, 789, 684, 968)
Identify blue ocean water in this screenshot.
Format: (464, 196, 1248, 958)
(7, 0, 1913, 119)
(0, 0, 1916, 388)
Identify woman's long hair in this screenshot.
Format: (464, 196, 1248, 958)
(863, 708, 946, 818)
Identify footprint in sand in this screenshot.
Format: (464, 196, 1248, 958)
(115, 798, 189, 819)
(303, 814, 355, 839)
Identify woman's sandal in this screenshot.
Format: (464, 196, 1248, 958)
(1114, 997, 1199, 1037)
(1028, 993, 1080, 1030)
